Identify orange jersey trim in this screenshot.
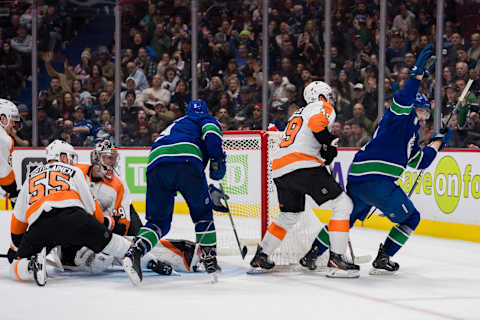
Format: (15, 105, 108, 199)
(267, 222, 287, 241)
(0, 169, 15, 186)
(14, 260, 22, 281)
(307, 102, 334, 133)
(94, 200, 105, 224)
(10, 214, 28, 235)
(160, 239, 190, 271)
(272, 152, 324, 170)
(328, 220, 350, 232)
(25, 190, 82, 223)
(102, 176, 125, 209)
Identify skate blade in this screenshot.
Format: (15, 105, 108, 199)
(368, 267, 397, 275)
(34, 247, 48, 286)
(326, 267, 360, 278)
(123, 257, 141, 286)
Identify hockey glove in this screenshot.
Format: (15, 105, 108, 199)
(112, 215, 128, 235)
(209, 153, 226, 181)
(320, 144, 338, 165)
(7, 247, 17, 264)
(410, 44, 432, 77)
(208, 184, 229, 212)
(431, 127, 452, 151)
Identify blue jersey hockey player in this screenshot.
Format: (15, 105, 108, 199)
(300, 44, 452, 274)
(123, 100, 226, 285)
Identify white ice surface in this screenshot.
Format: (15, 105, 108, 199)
(0, 212, 479, 320)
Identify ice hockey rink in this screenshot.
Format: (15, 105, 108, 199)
(0, 212, 479, 320)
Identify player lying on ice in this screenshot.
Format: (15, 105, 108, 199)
(299, 44, 452, 275)
(7, 140, 182, 286)
(250, 79, 360, 278)
(54, 140, 200, 275)
(122, 99, 226, 285)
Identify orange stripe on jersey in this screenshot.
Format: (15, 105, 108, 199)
(328, 220, 349, 232)
(0, 170, 15, 186)
(307, 112, 330, 133)
(25, 190, 81, 223)
(272, 152, 324, 170)
(10, 214, 28, 235)
(160, 239, 190, 271)
(102, 176, 124, 209)
(94, 200, 105, 224)
(267, 222, 287, 240)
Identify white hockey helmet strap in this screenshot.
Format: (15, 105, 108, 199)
(303, 81, 333, 105)
(46, 140, 78, 164)
(0, 99, 20, 128)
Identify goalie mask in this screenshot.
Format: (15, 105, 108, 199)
(0, 99, 21, 131)
(46, 140, 78, 165)
(91, 140, 118, 179)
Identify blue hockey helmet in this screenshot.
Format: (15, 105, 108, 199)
(413, 93, 430, 110)
(186, 100, 209, 114)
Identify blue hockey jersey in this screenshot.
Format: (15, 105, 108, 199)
(147, 101, 224, 174)
(348, 78, 437, 182)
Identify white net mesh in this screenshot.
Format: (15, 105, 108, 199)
(215, 131, 327, 267)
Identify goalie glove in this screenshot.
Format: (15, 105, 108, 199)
(208, 184, 229, 213)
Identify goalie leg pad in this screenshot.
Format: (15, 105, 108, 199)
(9, 258, 34, 281)
(102, 233, 132, 259)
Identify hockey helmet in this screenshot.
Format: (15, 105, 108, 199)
(303, 81, 333, 105)
(90, 139, 118, 179)
(186, 99, 209, 114)
(0, 99, 21, 129)
(46, 140, 78, 164)
(413, 93, 430, 119)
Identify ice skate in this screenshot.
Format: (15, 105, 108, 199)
(247, 246, 275, 274)
(326, 251, 360, 278)
(30, 247, 47, 286)
(123, 240, 143, 286)
(369, 243, 400, 275)
(299, 245, 321, 271)
(200, 246, 220, 283)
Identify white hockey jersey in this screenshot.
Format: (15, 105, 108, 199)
(271, 101, 336, 178)
(0, 125, 15, 186)
(76, 163, 132, 235)
(11, 162, 95, 238)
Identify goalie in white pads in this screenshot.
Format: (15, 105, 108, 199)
(249, 81, 359, 278)
(0, 99, 21, 207)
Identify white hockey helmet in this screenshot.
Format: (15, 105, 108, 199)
(90, 139, 118, 179)
(46, 140, 78, 164)
(303, 81, 333, 105)
(0, 99, 21, 129)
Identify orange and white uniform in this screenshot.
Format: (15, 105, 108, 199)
(271, 101, 335, 179)
(10, 162, 95, 249)
(76, 163, 132, 235)
(0, 125, 15, 187)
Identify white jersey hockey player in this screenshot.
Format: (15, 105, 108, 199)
(249, 81, 360, 278)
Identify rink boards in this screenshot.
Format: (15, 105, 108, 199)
(4, 147, 480, 242)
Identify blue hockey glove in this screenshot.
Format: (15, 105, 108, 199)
(208, 184, 229, 212)
(209, 154, 226, 181)
(410, 44, 433, 77)
(431, 127, 452, 151)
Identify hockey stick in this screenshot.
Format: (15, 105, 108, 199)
(219, 183, 248, 259)
(366, 78, 474, 219)
(0, 254, 7, 258)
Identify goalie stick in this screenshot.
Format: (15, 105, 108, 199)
(367, 78, 474, 219)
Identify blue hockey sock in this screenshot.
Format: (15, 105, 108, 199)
(195, 220, 217, 247)
(383, 210, 420, 257)
(136, 223, 162, 254)
(312, 225, 330, 256)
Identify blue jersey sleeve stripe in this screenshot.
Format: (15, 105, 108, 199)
(390, 99, 413, 116)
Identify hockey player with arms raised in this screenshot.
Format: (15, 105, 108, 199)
(300, 44, 451, 274)
(123, 99, 226, 285)
(250, 81, 360, 278)
(0, 99, 21, 207)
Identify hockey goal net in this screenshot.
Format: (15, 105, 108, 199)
(213, 131, 325, 266)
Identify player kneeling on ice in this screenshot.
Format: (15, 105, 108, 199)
(56, 140, 195, 275)
(123, 100, 226, 285)
(300, 44, 451, 275)
(250, 81, 360, 278)
(0, 99, 21, 207)
(7, 140, 168, 286)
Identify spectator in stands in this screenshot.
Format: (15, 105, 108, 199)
(170, 79, 190, 108)
(269, 71, 291, 108)
(336, 70, 354, 104)
(11, 104, 30, 146)
(386, 30, 407, 74)
(331, 120, 343, 139)
(339, 122, 355, 147)
(214, 107, 237, 130)
(351, 120, 371, 148)
(92, 109, 114, 145)
(226, 75, 241, 106)
(84, 64, 106, 97)
(149, 101, 175, 133)
(72, 79, 83, 104)
(126, 61, 149, 91)
(95, 46, 115, 81)
(150, 23, 171, 58)
(4, 14, 21, 40)
(455, 61, 469, 81)
(203, 76, 224, 110)
(161, 66, 180, 93)
(90, 90, 114, 123)
(156, 53, 173, 77)
(56, 119, 83, 147)
(268, 103, 288, 131)
(363, 75, 378, 121)
(446, 33, 464, 67)
(135, 47, 156, 82)
(42, 52, 75, 92)
(247, 103, 263, 130)
(61, 92, 75, 121)
(468, 33, 480, 68)
(0, 41, 22, 98)
(72, 106, 94, 146)
(347, 103, 373, 135)
(10, 25, 32, 77)
(139, 74, 170, 110)
(74, 49, 92, 81)
(38, 105, 56, 146)
(46, 76, 65, 113)
(442, 66, 455, 86)
(44, 5, 63, 53)
(392, 2, 415, 33)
